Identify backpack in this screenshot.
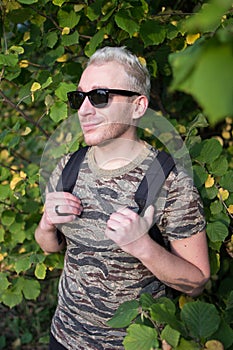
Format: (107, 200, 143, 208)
(56, 146, 175, 247)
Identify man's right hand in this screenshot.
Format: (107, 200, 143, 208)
(40, 191, 83, 231)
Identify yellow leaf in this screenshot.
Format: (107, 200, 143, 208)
(222, 130, 231, 140)
(10, 175, 23, 190)
(1, 149, 9, 160)
(213, 136, 224, 146)
(19, 60, 29, 68)
(10, 45, 24, 54)
(205, 340, 224, 350)
(62, 27, 70, 35)
(30, 82, 41, 92)
(56, 54, 69, 62)
(74, 4, 85, 12)
(227, 205, 233, 214)
(178, 124, 186, 134)
(225, 117, 232, 124)
(23, 31, 30, 42)
(21, 126, 32, 136)
(186, 33, 200, 45)
(205, 174, 215, 188)
(217, 188, 229, 201)
(138, 56, 146, 66)
(179, 295, 193, 309)
(18, 247, 26, 254)
(19, 171, 27, 179)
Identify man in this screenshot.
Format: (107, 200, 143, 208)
(35, 46, 210, 350)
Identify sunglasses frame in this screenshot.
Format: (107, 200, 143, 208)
(67, 88, 141, 110)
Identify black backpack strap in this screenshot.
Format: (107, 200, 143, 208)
(56, 146, 89, 193)
(135, 150, 176, 246)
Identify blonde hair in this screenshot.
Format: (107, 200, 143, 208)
(87, 46, 151, 99)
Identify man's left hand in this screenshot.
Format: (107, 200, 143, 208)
(105, 205, 154, 254)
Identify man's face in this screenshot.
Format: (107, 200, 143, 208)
(77, 62, 136, 146)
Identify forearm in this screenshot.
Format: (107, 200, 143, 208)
(135, 235, 209, 296)
(35, 216, 66, 253)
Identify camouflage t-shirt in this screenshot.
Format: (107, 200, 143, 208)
(49, 144, 205, 350)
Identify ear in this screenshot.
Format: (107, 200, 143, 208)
(132, 95, 148, 120)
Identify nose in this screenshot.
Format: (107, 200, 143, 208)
(78, 95, 95, 116)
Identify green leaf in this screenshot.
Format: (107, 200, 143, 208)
(0, 226, 4, 242)
(170, 42, 233, 125)
(219, 171, 233, 192)
(211, 319, 233, 350)
(55, 82, 76, 101)
(150, 297, 176, 323)
(210, 200, 223, 215)
(150, 297, 184, 333)
(1, 210, 15, 226)
(0, 184, 10, 200)
(181, 301, 220, 338)
(115, 10, 139, 38)
(18, 0, 38, 3)
(197, 138, 222, 164)
(206, 221, 229, 242)
(208, 155, 228, 176)
(86, 0, 104, 21)
(61, 31, 79, 46)
(85, 25, 111, 57)
(140, 293, 155, 310)
(193, 165, 208, 188)
(35, 262, 47, 280)
(50, 101, 67, 122)
(15, 257, 32, 274)
(123, 324, 159, 350)
(58, 10, 80, 28)
(52, 0, 66, 6)
(166, 23, 179, 40)
(1, 289, 22, 308)
(22, 279, 40, 300)
(44, 46, 64, 65)
(175, 337, 200, 350)
(184, 0, 233, 34)
(140, 20, 167, 47)
(0, 273, 11, 293)
(169, 39, 204, 88)
(161, 325, 180, 348)
(107, 300, 139, 328)
(201, 186, 218, 200)
(0, 53, 18, 67)
(44, 32, 58, 48)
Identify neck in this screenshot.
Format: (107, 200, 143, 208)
(93, 136, 145, 170)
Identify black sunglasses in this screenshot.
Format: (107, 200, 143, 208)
(67, 88, 141, 110)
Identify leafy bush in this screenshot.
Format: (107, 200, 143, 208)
(0, 0, 232, 348)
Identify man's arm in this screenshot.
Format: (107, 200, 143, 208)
(35, 192, 83, 253)
(106, 206, 210, 296)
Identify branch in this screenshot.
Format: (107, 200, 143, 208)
(0, 89, 50, 138)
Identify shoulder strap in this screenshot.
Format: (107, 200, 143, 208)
(56, 146, 89, 192)
(56, 146, 175, 247)
(135, 150, 175, 246)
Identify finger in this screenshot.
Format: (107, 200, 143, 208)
(46, 191, 82, 204)
(54, 204, 82, 216)
(143, 205, 154, 226)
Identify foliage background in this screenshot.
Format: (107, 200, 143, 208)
(0, 0, 233, 349)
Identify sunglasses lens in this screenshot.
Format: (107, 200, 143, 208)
(90, 89, 108, 108)
(67, 92, 84, 109)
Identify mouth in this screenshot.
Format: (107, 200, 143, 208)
(81, 122, 101, 132)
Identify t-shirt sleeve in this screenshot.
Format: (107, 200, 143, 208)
(162, 169, 206, 241)
(46, 154, 71, 193)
